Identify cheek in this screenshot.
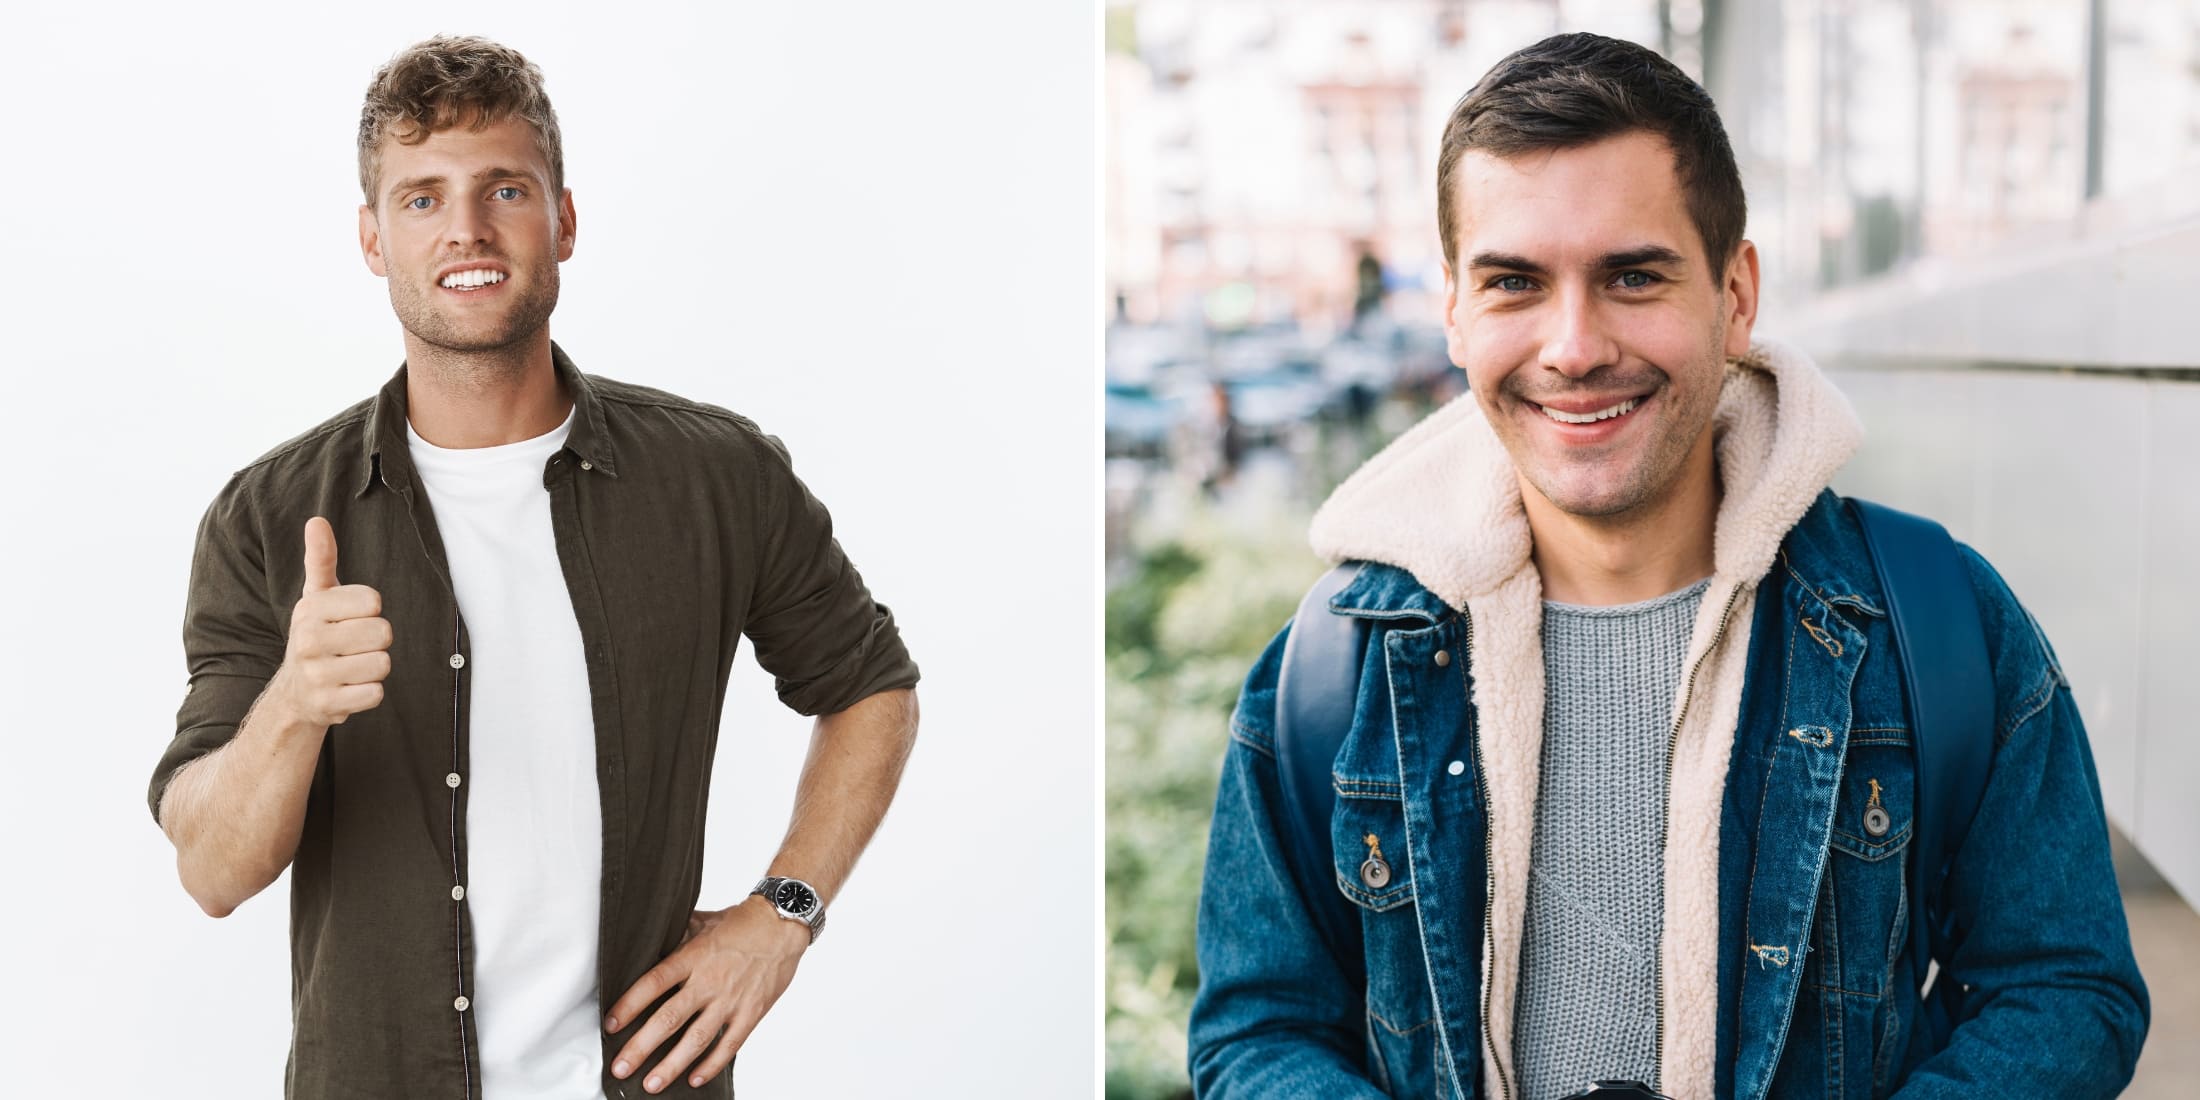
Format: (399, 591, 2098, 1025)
(1455, 308, 1535, 394)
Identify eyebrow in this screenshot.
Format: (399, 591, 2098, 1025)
(1467, 244, 1690, 277)
(384, 166, 538, 201)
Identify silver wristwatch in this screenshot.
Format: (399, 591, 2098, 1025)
(750, 876, 827, 943)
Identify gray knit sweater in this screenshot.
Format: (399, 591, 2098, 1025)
(1512, 577, 1710, 1100)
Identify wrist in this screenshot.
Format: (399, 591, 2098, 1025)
(749, 874, 828, 944)
(741, 895, 814, 949)
(254, 671, 330, 743)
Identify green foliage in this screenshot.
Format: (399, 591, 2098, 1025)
(1104, 506, 1318, 1100)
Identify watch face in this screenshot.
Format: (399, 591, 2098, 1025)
(773, 880, 818, 916)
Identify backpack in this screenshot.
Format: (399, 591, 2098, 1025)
(1272, 498, 1991, 1046)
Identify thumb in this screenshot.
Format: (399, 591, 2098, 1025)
(303, 516, 340, 595)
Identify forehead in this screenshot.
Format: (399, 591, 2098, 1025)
(377, 115, 548, 189)
(1450, 130, 1697, 264)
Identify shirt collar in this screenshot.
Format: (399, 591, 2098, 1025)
(358, 341, 619, 497)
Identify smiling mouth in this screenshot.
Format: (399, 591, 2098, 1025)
(439, 269, 507, 291)
(1535, 395, 1644, 425)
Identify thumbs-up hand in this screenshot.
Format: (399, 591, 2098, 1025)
(272, 516, 393, 728)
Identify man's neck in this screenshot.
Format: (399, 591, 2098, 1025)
(402, 332, 572, 449)
(1525, 438, 1720, 606)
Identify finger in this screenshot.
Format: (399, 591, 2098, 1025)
(329, 649, 392, 687)
(302, 517, 339, 595)
(325, 616, 395, 657)
(714, 1005, 767, 1070)
(643, 1015, 724, 1094)
(328, 681, 384, 720)
(297, 584, 382, 629)
(684, 1020, 744, 1091)
(606, 962, 682, 1040)
(612, 987, 693, 1080)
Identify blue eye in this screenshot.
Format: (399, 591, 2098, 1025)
(407, 196, 433, 211)
(1616, 270, 1657, 289)
(494, 186, 522, 201)
(1494, 275, 1534, 293)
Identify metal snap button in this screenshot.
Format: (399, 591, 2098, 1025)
(1447, 760, 1465, 776)
(1433, 649, 1451, 667)
(1359, 833, 1392, 888)
(1863, 777, 1891, 838)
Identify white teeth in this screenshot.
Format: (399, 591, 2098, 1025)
(440, 269, 505, 289)
(1539, 397, 1640, 424)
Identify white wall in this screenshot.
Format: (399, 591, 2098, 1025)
(0, 2, 1096, 1096)
(1792, 211, 2200, 909)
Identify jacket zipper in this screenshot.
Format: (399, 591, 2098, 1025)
(1650, 583, 1743, 1084)
(1465, 613, 1512, 1100)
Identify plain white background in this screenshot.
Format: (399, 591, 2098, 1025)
(0, 2, 1096, 1095)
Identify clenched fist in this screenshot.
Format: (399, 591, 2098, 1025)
(269, 516, 393, 728)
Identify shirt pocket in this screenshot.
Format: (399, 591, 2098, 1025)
(1331, 787, 1440, 1094)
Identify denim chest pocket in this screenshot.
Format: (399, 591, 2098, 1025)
(1815, 738, 1915, 992)
(1330, 785, 1441, 1093)
(1783, 736, 1919, 1099)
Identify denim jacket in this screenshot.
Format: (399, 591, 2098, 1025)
(1188, 344, 2147, 1099)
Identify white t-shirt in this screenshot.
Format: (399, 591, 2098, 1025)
(409, 405, 603, 1099)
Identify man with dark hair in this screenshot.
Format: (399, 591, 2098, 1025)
(1189, 32, 2145, 1099)
(150, 35, 920, 1099)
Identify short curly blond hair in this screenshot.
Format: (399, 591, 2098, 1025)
(357, 35, 563, 206)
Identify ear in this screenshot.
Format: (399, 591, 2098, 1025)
(1721, 239, 1760, 359)
(358, 204, 388, 278)
(1441, 260, 1467, 368)
(556, 188, 578, 262)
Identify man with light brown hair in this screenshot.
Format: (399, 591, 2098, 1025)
(150, 35, 922, 1098)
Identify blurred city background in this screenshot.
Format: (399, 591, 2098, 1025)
(1102, 2, 2200, 1097)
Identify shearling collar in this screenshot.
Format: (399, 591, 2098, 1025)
(1309, 338, 1862, 604)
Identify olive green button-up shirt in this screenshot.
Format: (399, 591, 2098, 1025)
(150, 345, 919, 1099)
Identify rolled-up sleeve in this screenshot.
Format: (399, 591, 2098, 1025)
(150, 472, 283, 827)
(739, 431, 918, 717)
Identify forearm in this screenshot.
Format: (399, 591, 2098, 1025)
(160, 680, 328, 918)
(762, 686, 918, 904)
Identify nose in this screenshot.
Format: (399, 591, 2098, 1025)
(444, 195, 494, 251)
(1537, 286, 1619, 380)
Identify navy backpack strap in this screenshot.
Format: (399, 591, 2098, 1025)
(1847, 498, 1995, 1038)
(1275, 562, 1370, 987)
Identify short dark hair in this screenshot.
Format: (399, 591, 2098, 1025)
(358, 35, 563, 206)
(1436, 32, 1745, 279)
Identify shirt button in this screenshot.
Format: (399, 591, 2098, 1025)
(1434, 649, 1451, 667)
(1448, 760, 1466, 776)
(453, 996, 470, 1012)
(449, 653, 466, 669)
(446, 773, 462, 788)
(451, 885, 466, 901)
(580, 460, 593, 471)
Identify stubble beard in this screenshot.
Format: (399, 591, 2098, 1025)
(388, 256, 561, 385)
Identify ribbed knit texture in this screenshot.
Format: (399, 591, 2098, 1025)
(1513, 577, 1710, 1100)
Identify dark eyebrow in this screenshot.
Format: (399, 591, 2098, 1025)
(1466, 251, 1549, 278)
(1597, 245, 1688, 270)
